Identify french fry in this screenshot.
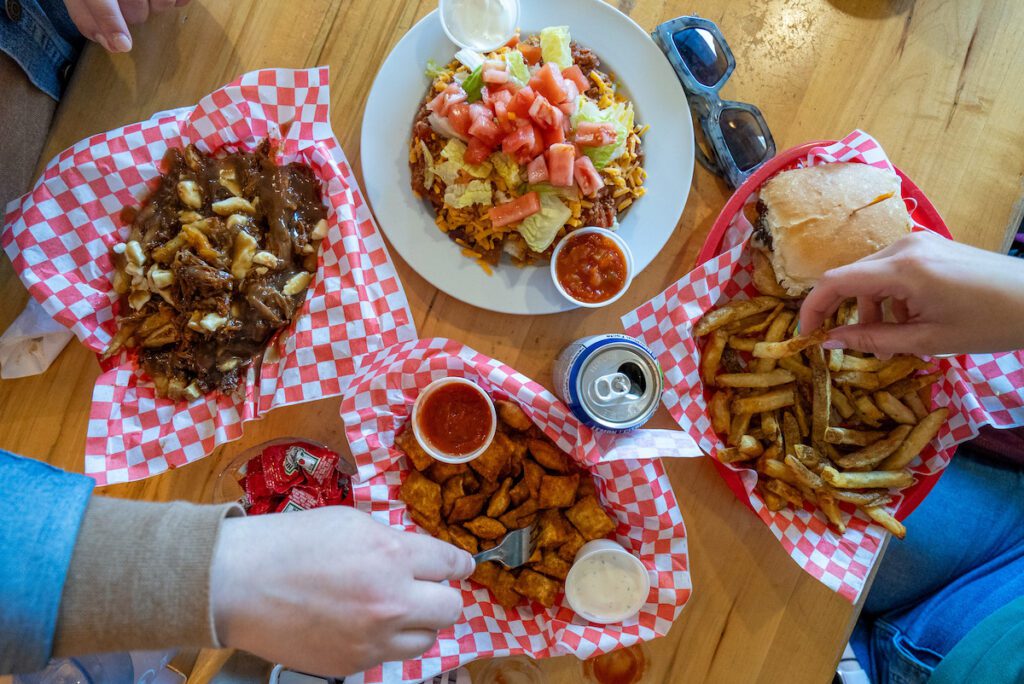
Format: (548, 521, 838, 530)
(876, 356, 927, 388)
(833, 425, 913, 469)
(784, 454, 825, 489)
(808, 345, 831, 454)
(718, 446, 756, 464)
(735, 303, 785, 336)
(731, 387, 796, 415)
(695, 296, 782, 336)
(792, 443, 825, 473)
(764, 478, 806, 508)
(762, 442, 783, 462)
(874, 390, 917, 425)
(818, 492, 846, 533)
(761, 411, 780, 441)
(792, 394, 810, 437)
(716, 369, 795, 388)
(778, 355, 813, 383)
(709, 390, 732, 435)
(832, 370, 880, 390)
(738, 435, 765, 457)
(752, 329, 828, 359)
(879, 408, 949, 471)
(853, 393, 886, 428)
(762, 487, 787, 511)
(821, 466, 914, 490)
(824, 427, 885, 447)
(885, 372, 941, 399)
(761, 458, 800, 486)
(752, 311, 795, 373)
(728, 336, 758, 352)
(831, 388, 856, 420)
(903, 391, 930, 421)
(701, 329, 728, 386)
(840, 355, 889, 372)
(782, 411, 801, 459)
(831, 488, 892, 507)
(728, 412, 752, 447)
(861, 505, 906, 539)
(828, 348, 845, 373)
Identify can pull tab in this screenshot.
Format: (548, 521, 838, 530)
(592, 372, 633, 404)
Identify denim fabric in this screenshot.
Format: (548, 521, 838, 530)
(0, 450, 94, 674)
(0, 0, 82, 99)
(851, 448, 1024, 683)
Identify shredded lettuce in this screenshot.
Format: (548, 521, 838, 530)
(437, 139, 492, 180)
(425, 59, 447, 79)
(540, 26, 572, 69)
(455, 48, 486, 71)
(517, 187, 572, 252)
(444, 180, 493, 208)
(571, 99, 634, 169)
(489, 152, 521, 189)
(502, 50, 531, 87)
(462, 65, 485, 102)
(419, 140, 435, 189)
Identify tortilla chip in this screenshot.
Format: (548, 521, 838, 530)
(513, 569, 560, 607)
(536, 509, 573, 549)
(429, 460, 468, 483)
(399, 469, 441, 520)
(557, 529, 586, 563)
(449, 492, 488, 523)
(470, 432, 512, 481)
(464, 516, 507, 540)
(447, 524, 479, 554)
(493, 569, 522, 609)
(395, 428, 433, 471)
(527, 438, 575, 473)
(496, 399, 532, 431)
(531, 551, 571, 581)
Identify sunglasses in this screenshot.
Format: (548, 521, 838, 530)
(653, 16, 776, 188)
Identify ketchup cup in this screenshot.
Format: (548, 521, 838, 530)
(550, 226, 635, 309)
(411, 377, 497, 464)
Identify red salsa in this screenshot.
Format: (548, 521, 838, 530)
(417, 382, 493, 456)
(555, 232, 628, 304)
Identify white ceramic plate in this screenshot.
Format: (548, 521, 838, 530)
(360, 0, 694, 314)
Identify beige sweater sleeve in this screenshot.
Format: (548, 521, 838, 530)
(52, 496, 243, 657)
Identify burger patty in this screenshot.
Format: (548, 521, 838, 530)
(751, 200, 772, 249)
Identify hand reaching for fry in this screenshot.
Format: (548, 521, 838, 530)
(800, 232, 1024, 357)
(64, 0, 191, 53)
(210, 506, 474, 676)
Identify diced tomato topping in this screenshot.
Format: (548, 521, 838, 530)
(502, 120, 538, 164)
(427, 84, 466, 117)
(518, 43, 543, 65)
(527, 156, 549, 184)
(507, 86, 537, 118)
(575, 121, 618, 147)
(447, 103, 472, 138)
(486, 87, 513, 108)
(465, 137, 493, 165)
(483, 68, 509, 84)
(489, 191, 542, 227)
(528, 94, 563, 131)
(529, 125, 545, 158)
(541, 125, 566, 147)
(530, 62, 568, 104)
(547, 143, 576, 187)
(562, 65, 590, 93)
(469, 102, 493, 123)
(574, 155, 604, 197)
(469, 116, 502, 147)
(559, 81, 579, 116)
(505, 33, 520, 48)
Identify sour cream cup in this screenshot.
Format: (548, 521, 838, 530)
(565, 539, 650, 624)
(550, 226, 635, 309)
(439, 0, 520, 52)
(411, 377, 497, 464)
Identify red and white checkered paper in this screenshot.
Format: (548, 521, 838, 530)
(339, 338, 700, 684)
(622, 131, 1024, 602)
(1, 68, 416, 485)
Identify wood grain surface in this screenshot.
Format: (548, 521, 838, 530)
(1, 1, 1023, 682)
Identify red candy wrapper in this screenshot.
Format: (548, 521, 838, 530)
(623, 131, 1024, 602)
(238, 439, 352, 515)
(1, 67, 415, 485)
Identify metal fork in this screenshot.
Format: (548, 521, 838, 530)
(472, 524, 539, 568)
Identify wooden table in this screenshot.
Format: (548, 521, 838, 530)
(2, 1, 1023, 682)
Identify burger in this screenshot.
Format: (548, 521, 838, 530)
(751, 162, 913, 296)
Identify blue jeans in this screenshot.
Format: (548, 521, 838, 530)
(851, 448, 1024, 683)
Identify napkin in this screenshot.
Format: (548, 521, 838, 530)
(339, 338, 700, 684)
(0, 298, 73, 379)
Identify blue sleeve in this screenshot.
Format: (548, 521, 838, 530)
(0, 450, 94, 674)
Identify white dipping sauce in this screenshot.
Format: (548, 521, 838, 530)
(566, 550, 648, 621)
(441, 0, 518, 52)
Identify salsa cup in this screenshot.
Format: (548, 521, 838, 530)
(410, 376, 497, 464)
(550, 226, 635, 308)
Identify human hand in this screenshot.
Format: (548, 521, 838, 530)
(800, 231, 1024, 357)
(64, 0, 191, 53)
(210, 506, 475, 676)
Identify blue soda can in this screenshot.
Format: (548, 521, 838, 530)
(552, 334, 663, 432)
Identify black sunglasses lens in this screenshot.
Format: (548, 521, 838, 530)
(720, 108, 771, 171)
(672, 28, 729, 87)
